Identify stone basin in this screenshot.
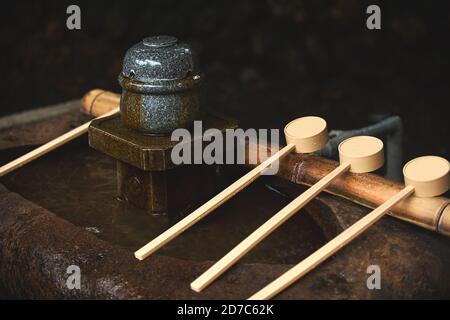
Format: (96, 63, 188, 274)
(0, 100, 450, 299)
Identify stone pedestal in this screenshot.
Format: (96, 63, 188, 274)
(88, 112, 237, 214)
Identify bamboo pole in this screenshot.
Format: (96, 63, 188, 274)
(80, 89, 121, 117)
(246, 142, 450, 237)
(81, 90, 450, 237)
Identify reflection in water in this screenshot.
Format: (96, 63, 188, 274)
(1, 143, 326, 263)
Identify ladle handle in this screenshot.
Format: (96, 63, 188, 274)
(0, 107, 119, 177)
(190, 162, 351, 292)
(248, 185, 415, 300)
(134, 144, 296, 261)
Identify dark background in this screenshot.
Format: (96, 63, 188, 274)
(0, 0, 449, 161)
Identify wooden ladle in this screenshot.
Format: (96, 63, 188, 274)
(191, 135, 384, 292)
(248, 155, 449, 300)
(135, 116, 329, 260)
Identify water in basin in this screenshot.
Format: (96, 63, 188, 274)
(0, 140, 327, 264)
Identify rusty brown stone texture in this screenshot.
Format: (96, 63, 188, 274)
(0, 102, 450, 299)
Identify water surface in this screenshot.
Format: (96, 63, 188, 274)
(0, 142, 327, 264)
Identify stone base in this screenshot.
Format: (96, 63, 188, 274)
(88, 112, 237, 213)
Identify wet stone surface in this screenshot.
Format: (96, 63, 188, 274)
(0, 107, 450, 299)
(0, 143, 327, 264)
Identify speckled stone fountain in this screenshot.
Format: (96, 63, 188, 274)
(88, 36, 237, 213)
